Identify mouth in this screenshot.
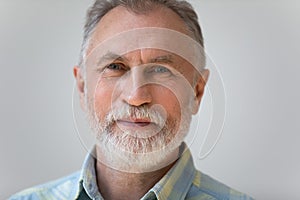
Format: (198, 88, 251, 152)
(113, 117, 164, 138)
(116, 118, 153, 127)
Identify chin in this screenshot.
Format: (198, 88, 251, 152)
(95, 128, 188, 173)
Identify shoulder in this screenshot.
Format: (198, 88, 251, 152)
(186, 170, 254, 200)
(9, 171, 81, 200)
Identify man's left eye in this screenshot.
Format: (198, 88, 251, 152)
(153, 66, 171, 73)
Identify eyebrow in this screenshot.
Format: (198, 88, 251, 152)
(149, 55, 174, 64)
(97, 51, 127, 66)
(96, 51, 174, 66)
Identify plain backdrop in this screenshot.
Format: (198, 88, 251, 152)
(1, 0, 300, 199)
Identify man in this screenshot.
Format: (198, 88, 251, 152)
(10, 0, 253, 199)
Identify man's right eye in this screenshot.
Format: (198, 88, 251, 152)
(100, 63, 128, 77)
(106, 63, 125, 70)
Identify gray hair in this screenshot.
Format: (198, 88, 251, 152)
(78, 0, 204, 69)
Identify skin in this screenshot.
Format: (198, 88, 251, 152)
(74, 5, 209, 200)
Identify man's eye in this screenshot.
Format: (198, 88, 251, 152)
(106, 63, 125, 70)
(153, 66, 171, 74)
(100, 63, 128, 77)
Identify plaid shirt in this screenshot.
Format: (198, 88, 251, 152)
(10, 144, 254, 200)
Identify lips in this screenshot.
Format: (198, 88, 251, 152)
(114, 117, 162, 138)
(116, 118, 153, 127)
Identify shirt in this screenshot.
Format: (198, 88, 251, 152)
(9, 144, 254, 200)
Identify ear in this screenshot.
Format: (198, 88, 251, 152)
(191, 69, 210, 114)
(73, 66, 86, 111)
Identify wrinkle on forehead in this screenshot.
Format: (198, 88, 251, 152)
(88, 5, 192, 55)
(96, 49, 182, 69)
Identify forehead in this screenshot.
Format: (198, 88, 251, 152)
(88, 5, 190, 52)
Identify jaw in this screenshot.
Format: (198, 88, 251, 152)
(95, 141, 181, 173)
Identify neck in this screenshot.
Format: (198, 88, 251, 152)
(95, 148, 179, 200)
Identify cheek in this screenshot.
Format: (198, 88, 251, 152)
(154, 80, 193, 108)
(151, 81, 194, 130)
(89, 79, 115, 120)
(152, 87, 182, 119)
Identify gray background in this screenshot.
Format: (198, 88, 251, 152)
(1, 0, 300, 199)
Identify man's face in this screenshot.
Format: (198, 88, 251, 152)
(88, 49, 195, 151)
(74, 5, 208, 171)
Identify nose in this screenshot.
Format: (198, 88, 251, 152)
(121, 67, 152, 107)
(123, 86, 152, 107)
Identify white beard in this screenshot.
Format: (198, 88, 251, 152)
(87, 103, 192, 173)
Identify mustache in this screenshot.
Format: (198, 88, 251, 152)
(105, 104, 167, 126)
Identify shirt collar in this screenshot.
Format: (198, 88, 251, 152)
(76, 143, 196, 200)
(77, 147, 103, 200)
(147, 143, 196, 200)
